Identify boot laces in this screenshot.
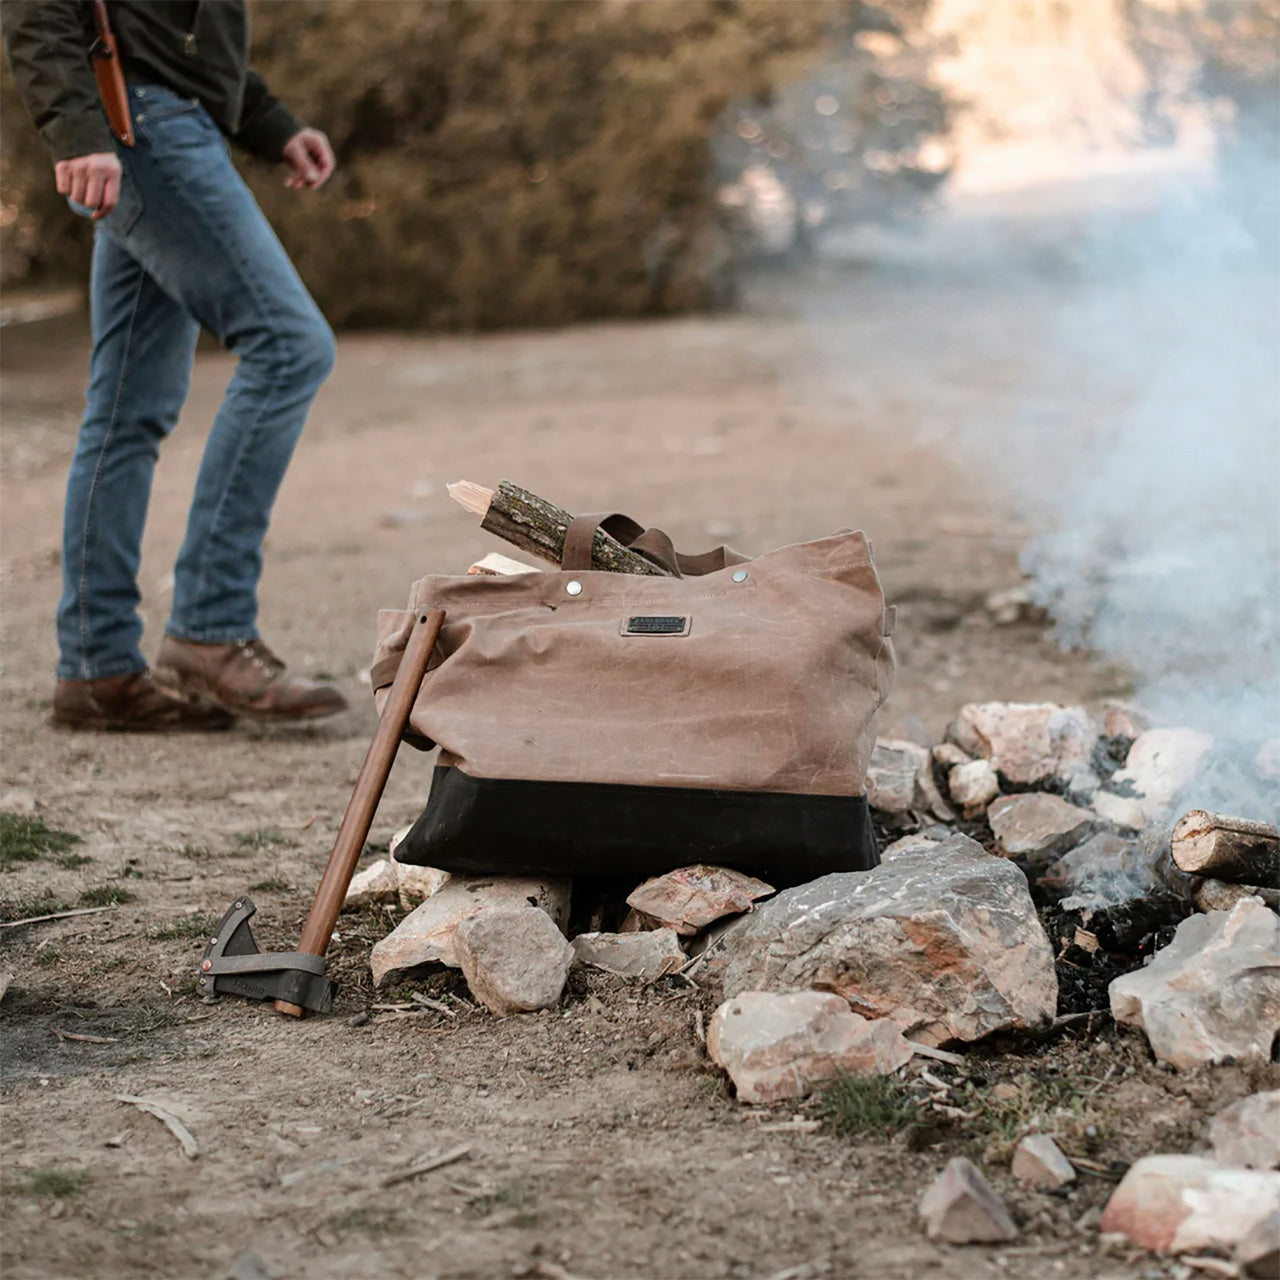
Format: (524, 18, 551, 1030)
(236, 639, 286, 676)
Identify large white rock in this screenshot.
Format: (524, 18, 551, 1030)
(1210, 1092, 1280, 1170)
(625, 864, 773, 936)
(919, 1157, 1018, 1244)
(988, 793, 1094, 862)
(370, 876, 570, 985)
(1101, 1154, 1280, 1254)
(571, 929, 686, 979)
(1109, 898, 1280, 1069)
(946, 702, 1095, 788)
(722, 834, 1057, 1045)
(454, 906, 574, 1016)
(1093, 727, 1214, 830)
(706, 990, 912, 1105)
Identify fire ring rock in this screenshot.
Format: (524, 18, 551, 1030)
(1109, 897, 1280, 1069)
(721, 833, 1057, 1045)
(454, 905, 574, 1016)
(707, 990, 913, 1104)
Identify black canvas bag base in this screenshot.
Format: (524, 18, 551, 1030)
(397, 765, 880, 887)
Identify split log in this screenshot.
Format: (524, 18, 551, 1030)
(1193, 879, 1280, 914)
(448, 480, 670, 577)
(1171, 810, 1279, 885)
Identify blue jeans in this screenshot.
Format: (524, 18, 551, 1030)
(57, 83, 335, 681)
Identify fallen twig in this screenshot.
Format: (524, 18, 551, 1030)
(115, 1094, 199, 1160)
(906, 1041, 966, 1066)
(758, 1119, 822, 1134)
(408, 991, 457, 1017)
(1084, 1064, 1118, 1097)
(1181, 1256, 1239, 1278)
(0, 905, 116, 929)
(693, 1010, 705, 1045)
(380, 1143, 471, 1188)
(918, 1067, 951, 1093)
(53, 1028, 118, 1045)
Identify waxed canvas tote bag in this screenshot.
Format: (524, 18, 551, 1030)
(370, 520, 896, 887)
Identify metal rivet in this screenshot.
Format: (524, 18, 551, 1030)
(136, 88, 146, 98)
(732, 569, 748, 582)
(566, 580, 583, 596)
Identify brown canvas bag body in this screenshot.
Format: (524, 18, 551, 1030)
(372, 528, 895, 886)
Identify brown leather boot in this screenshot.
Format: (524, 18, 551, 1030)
(52, 670, 235, 732)
(154, 636, 348, 722)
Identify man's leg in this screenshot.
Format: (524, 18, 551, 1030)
(99, 88, 342, 719)
(53, 228, 233, 732)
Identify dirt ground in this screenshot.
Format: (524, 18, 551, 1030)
(1, 258, 1268, 1280)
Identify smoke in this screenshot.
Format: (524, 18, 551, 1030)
(1016, 150, 1280, 744)
(719, 8, 1280, 764)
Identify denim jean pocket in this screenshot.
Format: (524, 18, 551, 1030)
(67, 166, 145, 238)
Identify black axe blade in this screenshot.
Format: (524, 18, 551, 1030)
(197, 896, 335, 1013)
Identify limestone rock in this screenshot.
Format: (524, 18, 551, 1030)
(370, 876, 570, 985)
(1210, 1092, 1280, 1170)
(933, 742, 972, 770)
(1238, 1212, 1280, 1279)
(1093, 728, 1214, 830)
(1110, 898, 1280, 1069)
(948, 758, 1000, 815)
(343, 859, 399, 909)
(393, 860, 450, 911)
(455, 906, 574, 1016)
(572, 929, 686, 979)
(383, 824, 450, 909)
(988, 793, 1094, 862)
(946, 702, 1095, 788)
(706, 990, 913, 1105)
(722, 834, 1057, 1045)
(1012, 1134, 1076, 1189)
(1100, 1154, 1280, 1254)
(919, 1157, 1018, 1243)
(867, 739, 954, 821)
(625, 864, 773, 937)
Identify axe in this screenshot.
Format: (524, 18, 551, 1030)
(198, 608, 445, 1017)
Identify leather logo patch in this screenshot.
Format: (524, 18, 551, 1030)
(622, 615, 690, 636)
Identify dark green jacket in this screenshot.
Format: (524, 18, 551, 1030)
(2, 0, 302, 162)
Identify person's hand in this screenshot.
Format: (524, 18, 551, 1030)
(55, 152, 122, 220)
(282, 128, 335, 190)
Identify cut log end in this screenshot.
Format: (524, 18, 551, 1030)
(447, 480, 494, 516)
(1171, 809, 1280, 882)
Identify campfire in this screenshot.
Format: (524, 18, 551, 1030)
(205, 479, 1280, 1269)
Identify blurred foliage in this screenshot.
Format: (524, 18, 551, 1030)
(4, 0, 915, 327)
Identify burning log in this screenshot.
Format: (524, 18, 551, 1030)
(1170, 810, 1279, 885)
(448, 480, 671, 577)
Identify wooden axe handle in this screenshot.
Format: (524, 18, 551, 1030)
(275, 607, 445, 1017)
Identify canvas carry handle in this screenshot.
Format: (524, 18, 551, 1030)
(562, 512, 747, 579)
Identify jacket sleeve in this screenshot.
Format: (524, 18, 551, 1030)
(232, 67, 302, 162)
(1, 0, 115, 161)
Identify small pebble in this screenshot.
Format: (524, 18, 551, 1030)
(345, 1010, 370, 1028)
